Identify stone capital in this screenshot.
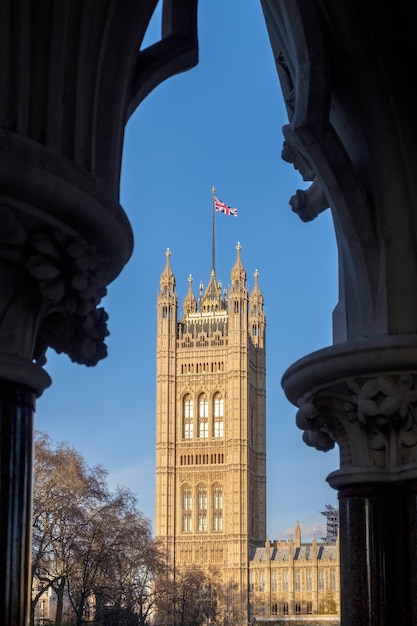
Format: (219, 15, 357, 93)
(282, 335, 417, 488)
(0, 1, 199, 393)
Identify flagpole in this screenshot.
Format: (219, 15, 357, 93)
(211, 186, 216, 273)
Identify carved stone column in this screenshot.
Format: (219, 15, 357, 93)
(282, 336, 417, 625)
(260, 1, 417, 624)
(0, 2, 198, 623)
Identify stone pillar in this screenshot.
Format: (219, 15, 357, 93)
(0, 380, 48, 625)
(337, 482, 417, 626)
(282, 337, 417, 625)
(0, 2, 198, 623)
(260, 1, 417, 622)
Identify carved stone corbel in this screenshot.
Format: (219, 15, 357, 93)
(283, 336, 417, 489)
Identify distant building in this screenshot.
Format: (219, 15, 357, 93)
(249, 522, 339, 623)
(155, 245, 340, 624)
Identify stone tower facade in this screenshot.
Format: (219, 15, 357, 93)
(155, 244, 266, 623)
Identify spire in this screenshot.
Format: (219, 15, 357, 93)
(230, 242, 247, 290)
(183, 274, 197, 315)
(249, 269, 264, 314)
(158, 248, 177, 304)
(159, 248, 176, 299)
(295, 520, 301, 547)
(199, 269, 226, 313)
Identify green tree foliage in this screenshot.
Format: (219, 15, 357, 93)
(32, 431, 166, 626)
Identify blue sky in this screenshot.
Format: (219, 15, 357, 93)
(36, 0, 339, 542)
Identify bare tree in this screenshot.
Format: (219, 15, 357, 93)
(156, 566, 218, 626)
(32, 431, 108, 626)
(32, 431, 166, 626)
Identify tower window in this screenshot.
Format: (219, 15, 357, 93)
(213, 484, 223, 531)
(198, 394, 208, 438)
(183, 395, 194, 439)
(213, 393, 224, 438)
(182, 486, 192, 532)
(198, 485, 208, 531)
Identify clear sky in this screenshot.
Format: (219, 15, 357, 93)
(36, 0, 340, 542)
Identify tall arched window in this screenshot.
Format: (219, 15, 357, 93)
(198, 394, 208, 438)
(330, 569, 336, 591)
(198, 485, 207, 531)
(213, 484, 223, 531)
(213, 393, 224, 438)
(183, 395, 193, 439)
(182, 485, 192, 532)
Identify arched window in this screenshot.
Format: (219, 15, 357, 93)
(295, 571, 301, 591)
(183, 395, 193, 439)
(306, 570, 312, 591)
(198, 485, 207, 531)
(213, 484, 223, 531)
(198, 394, 208, 438)
(182, 486, 192, 532)
(213, 393, 224, 438)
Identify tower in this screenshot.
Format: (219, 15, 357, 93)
(155, 243, 266, 624)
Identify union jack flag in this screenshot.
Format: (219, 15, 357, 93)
(214, 196, 238, 217)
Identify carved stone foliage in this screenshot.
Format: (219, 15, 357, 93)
(0, 206, 109, 367)
(0, 0, 200, 374)
(297, 374, 417, 474)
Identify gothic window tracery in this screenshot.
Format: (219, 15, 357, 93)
(214, 393, 224, 438)
(213, 484, 223, 531)
(198, 393, 208, 438)
(183, 395, 194, 439)
(182, 485, 192, 532)
(198, 484, 208, 531)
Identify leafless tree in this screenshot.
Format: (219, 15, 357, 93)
(32, 432, 165, 626)
(156, 566, 219, 626)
